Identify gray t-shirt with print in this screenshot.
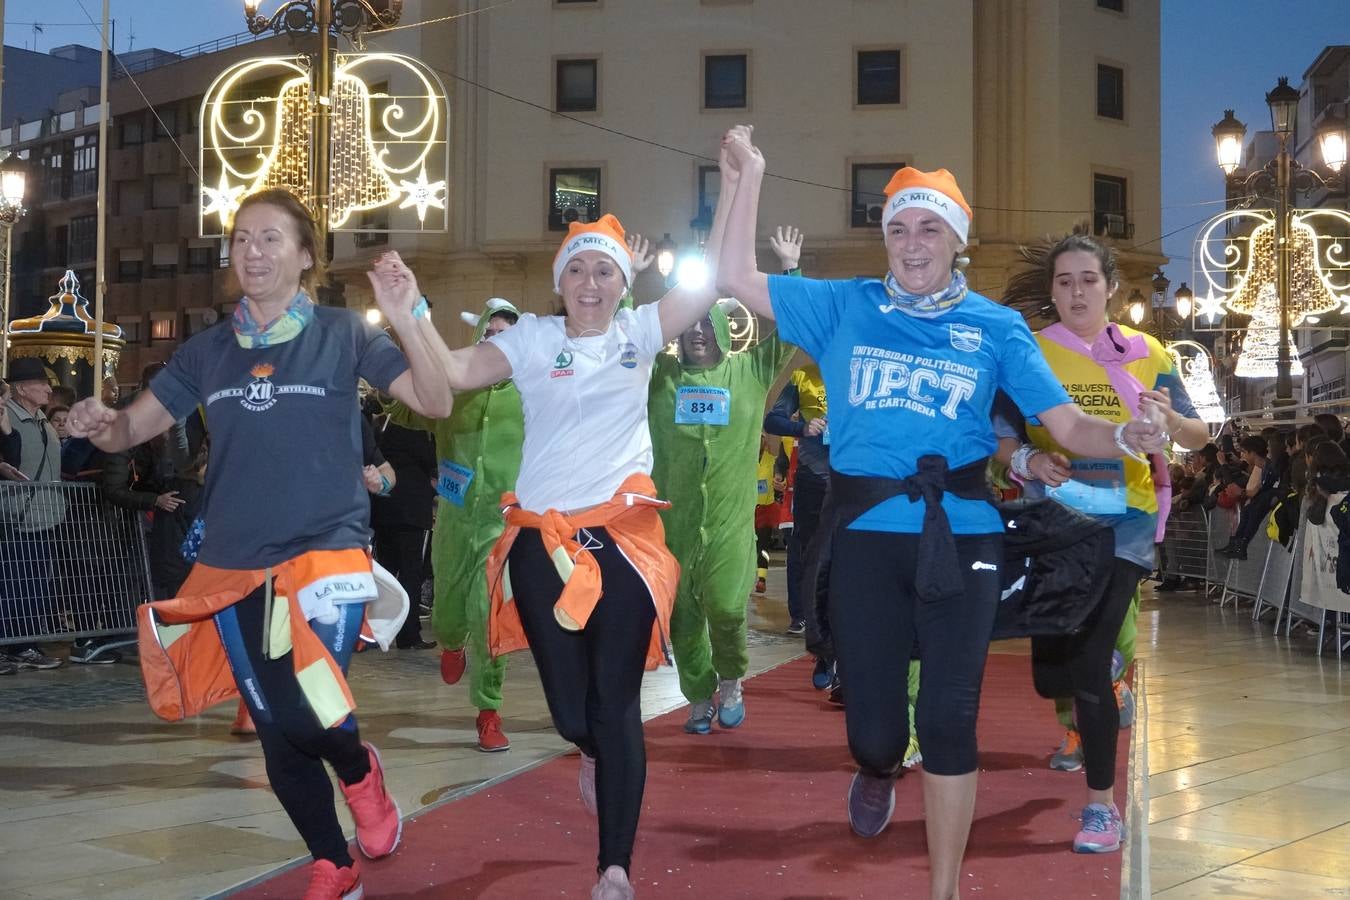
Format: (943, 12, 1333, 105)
(150, 307, 409, 569)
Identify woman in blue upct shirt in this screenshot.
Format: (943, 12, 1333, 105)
(714, 128, 1165, 899)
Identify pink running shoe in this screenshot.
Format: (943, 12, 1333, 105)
(339, 743, 402, 859)
(302, 858, 363, 900)
(1073, 802, 1123, 853)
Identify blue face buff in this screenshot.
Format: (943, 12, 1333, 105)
(882, 268, 969, 319)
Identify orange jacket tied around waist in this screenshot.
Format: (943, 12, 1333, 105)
(138, 548, 409, 729)
(486, 473, 680, 670)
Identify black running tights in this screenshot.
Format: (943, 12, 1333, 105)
(1031, 558, 1144, 791)
(507, 527, 655, 875)
(216, 584, 371, 867)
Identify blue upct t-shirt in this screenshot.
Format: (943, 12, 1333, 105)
(150, 307, 409, 568)
(768, 275, 1071, 534)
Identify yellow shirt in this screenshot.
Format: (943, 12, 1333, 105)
(1026, 325, 1172, 514)
(792, 366, 827, 423)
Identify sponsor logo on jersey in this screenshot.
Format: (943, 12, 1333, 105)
(949, 323, 983, 353)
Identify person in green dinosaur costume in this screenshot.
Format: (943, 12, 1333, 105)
(648, 227, 803, 734)
(384, 297, 521, 753)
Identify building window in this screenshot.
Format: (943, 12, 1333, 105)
(117, 250, 144, 282)
(1093, 174, 1130, 238)
(68, 215, 97, 263)
(186, 244, 215, 274)
(856, 49, 901, 106)
(548, 167, 601, 231)
(556, 58, 598, 112)
(50, 226, 69, 267)
(1097, 64, 1124, 120)
(695, 165, 720, 232)
(704, 54, 748, 109)
(116, 315, 144, 344)
(150, 313, 178, 341)
(71, 135, 97, 196)
(1097, 0, 1124, 10)
(153, 107, 177, 139)
(355, 208, 390, 248)
(43, 150, 66, 203)
(151, 176, 180, 210)
(851, 162, 904, 228)
(150, 243, 178, 279)
(120, 118, 143, 147)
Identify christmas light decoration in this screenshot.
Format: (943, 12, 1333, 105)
(1194, 208, 1350, 327)
(1234, 283, 1304, 379)
(1166, 340, 1226, 423)
(199, 52, 448, 235)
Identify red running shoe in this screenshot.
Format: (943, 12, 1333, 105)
(302, 858, 363, 900)
(476, 709, 511, 752)
(440, 648, 466, 685)
(339, 743, 402, 859)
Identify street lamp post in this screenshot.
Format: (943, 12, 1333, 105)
(0, 153, 29, 373)
(1211, 78, 1347, 407)
(240, 1, 404, 254)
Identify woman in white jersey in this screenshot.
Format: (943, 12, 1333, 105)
(385, 130, 742, 900)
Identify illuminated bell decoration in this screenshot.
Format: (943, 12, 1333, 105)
(1166, 340, 1225, 424)
(1234, 283, 1304, 379)
(1224, 219, 1340, 325)
(200, 53, 448, 235)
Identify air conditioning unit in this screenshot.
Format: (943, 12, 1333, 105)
(1100, 213, 1131, 239)
(561, 206, 590, 225)
(866, 204, 884, 225)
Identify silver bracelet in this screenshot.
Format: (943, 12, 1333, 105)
(1010, 443, 1040, 480)
(1114, 423, 1148, 463)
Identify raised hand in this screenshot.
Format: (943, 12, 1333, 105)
(367, 251, 422, 321)
(627, 233, 654, 274)
(770, 225, 804, 270)
(720, 124, 763, 180)
(66, 397, 118, 439)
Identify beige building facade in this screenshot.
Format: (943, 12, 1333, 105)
(347, 0, 1164, 343)
(3, 0, 1165, 372)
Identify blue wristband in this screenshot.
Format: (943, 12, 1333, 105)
(411, 295, 430, 320)
(378, 474, 393, 496)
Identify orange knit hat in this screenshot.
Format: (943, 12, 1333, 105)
(552, 214, 634, 292)
(882, 168, 972, 243)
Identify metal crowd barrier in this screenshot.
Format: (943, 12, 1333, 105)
(1158, 494, 1350, 658)
(1218, 513, 1274, 611)
(0, 481, 152, 647)
(1158, 507, 1209, 582)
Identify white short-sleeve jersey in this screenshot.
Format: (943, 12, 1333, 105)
(488, 302, 666, 512)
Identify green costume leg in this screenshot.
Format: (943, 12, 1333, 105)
(432, 503, 507, 712)
(704, 535, 753, 685)
(1114, 587, 1140, 678)
(670, 556, 719, 704)
(464, 566, 506, 711)
(907, 660, 920, 735)
(430, 515, 469, 651)
(1055, 697, 1075, 729)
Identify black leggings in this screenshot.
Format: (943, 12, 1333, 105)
(374, 525, 429, 646)
(507, 527, 656, 874)
(215, 585, 370, 867)
(829, 529, 1003, 777)
(1032, 558, 1144, 791)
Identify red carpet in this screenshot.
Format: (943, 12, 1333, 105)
(237, 654, 1127, 898)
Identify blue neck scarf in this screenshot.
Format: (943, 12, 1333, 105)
(882, 268, 969, 319)
(233, 291, 314, 348)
